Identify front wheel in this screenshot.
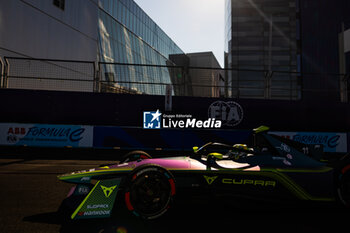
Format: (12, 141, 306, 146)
(124, 165, 176, 220)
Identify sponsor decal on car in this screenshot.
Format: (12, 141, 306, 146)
(203, 175, 218, 185)
(203, 175, 276, 187)
(83, 210, 111, 216)
(77, 186, 90, 195)
(270, 131, 348, 153)
(222, 178, 276, 187)
(275, 143, 291, 153)
(71, 179, 121, 220)
(100, 185, 117, 198)
(87, 204, 109, 209)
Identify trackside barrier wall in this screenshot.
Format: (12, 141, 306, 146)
(1, 89, 350, 132)
(0, 123, 349, 155)
(0, 122, 252, 151)
(92, 126, 252, 151)
(348, 133, 350, 154)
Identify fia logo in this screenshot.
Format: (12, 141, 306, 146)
(208, 101, 243, 127)
(143, 110, 162, 129)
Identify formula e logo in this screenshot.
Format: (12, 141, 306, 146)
(203, 175, 218, 185)
(143, 110, 162, 129)
(208, 101, 243, 127)
(101, 185, 117, 198)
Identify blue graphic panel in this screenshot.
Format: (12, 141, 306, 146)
(93, 126, 252, 151)
(0, 123, 93, 147)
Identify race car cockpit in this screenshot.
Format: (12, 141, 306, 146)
(191, 126, 325, 170)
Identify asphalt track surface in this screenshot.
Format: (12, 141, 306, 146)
(0, 158, 349, 233)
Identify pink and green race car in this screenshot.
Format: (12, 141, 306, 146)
(58, 126, 350, 220)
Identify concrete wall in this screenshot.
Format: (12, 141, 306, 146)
(0, 88, 349, 132)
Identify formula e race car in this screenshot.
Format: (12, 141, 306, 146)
(58, 126, 350, 220)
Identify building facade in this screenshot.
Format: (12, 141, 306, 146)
(0, 0, 184, 94)
(0, 0, 98, 62)
(170, 52, 224, 97)
(98, 0, 184, 94)
(225, 0, 301, 100)
(300, 0, 350, 102)
(225, 0, 350, 102)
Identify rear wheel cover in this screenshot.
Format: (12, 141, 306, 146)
(124, 165, 175, 219)
(120, 151, 152, 164)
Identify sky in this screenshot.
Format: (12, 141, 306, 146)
(133, 0, 225, 67)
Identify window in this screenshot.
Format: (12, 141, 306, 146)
(53, 0, 65, 10)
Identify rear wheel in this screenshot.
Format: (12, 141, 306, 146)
(119, 150, 152, 164)
(337, 165, 350, 207)
(124, 165, 176, 219)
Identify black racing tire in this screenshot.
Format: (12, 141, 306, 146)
(337, 164, 350, 207)
(124, 164, 176, 220)
(119, 150, 152, 164)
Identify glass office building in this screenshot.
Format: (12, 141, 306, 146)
(225, 0, 301, 100)
(98, 0, 184, 94)
(0, 0, 184, 95)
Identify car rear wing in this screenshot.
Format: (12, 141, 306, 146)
(269, 133, 324, 160)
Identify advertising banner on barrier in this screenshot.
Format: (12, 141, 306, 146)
(93, 126, 251, 151)
(0, 123, 93, 148)
(270, 131, 348, 153)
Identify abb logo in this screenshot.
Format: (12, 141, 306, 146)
(7, 127, 26, 135)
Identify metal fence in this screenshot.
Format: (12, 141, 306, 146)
(0, 57, 4, 89)
(1, 57, 349, 102)
(226, 69, 301, 100)
(98, 62, 184, 96)
(3, 57, 95, 92)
